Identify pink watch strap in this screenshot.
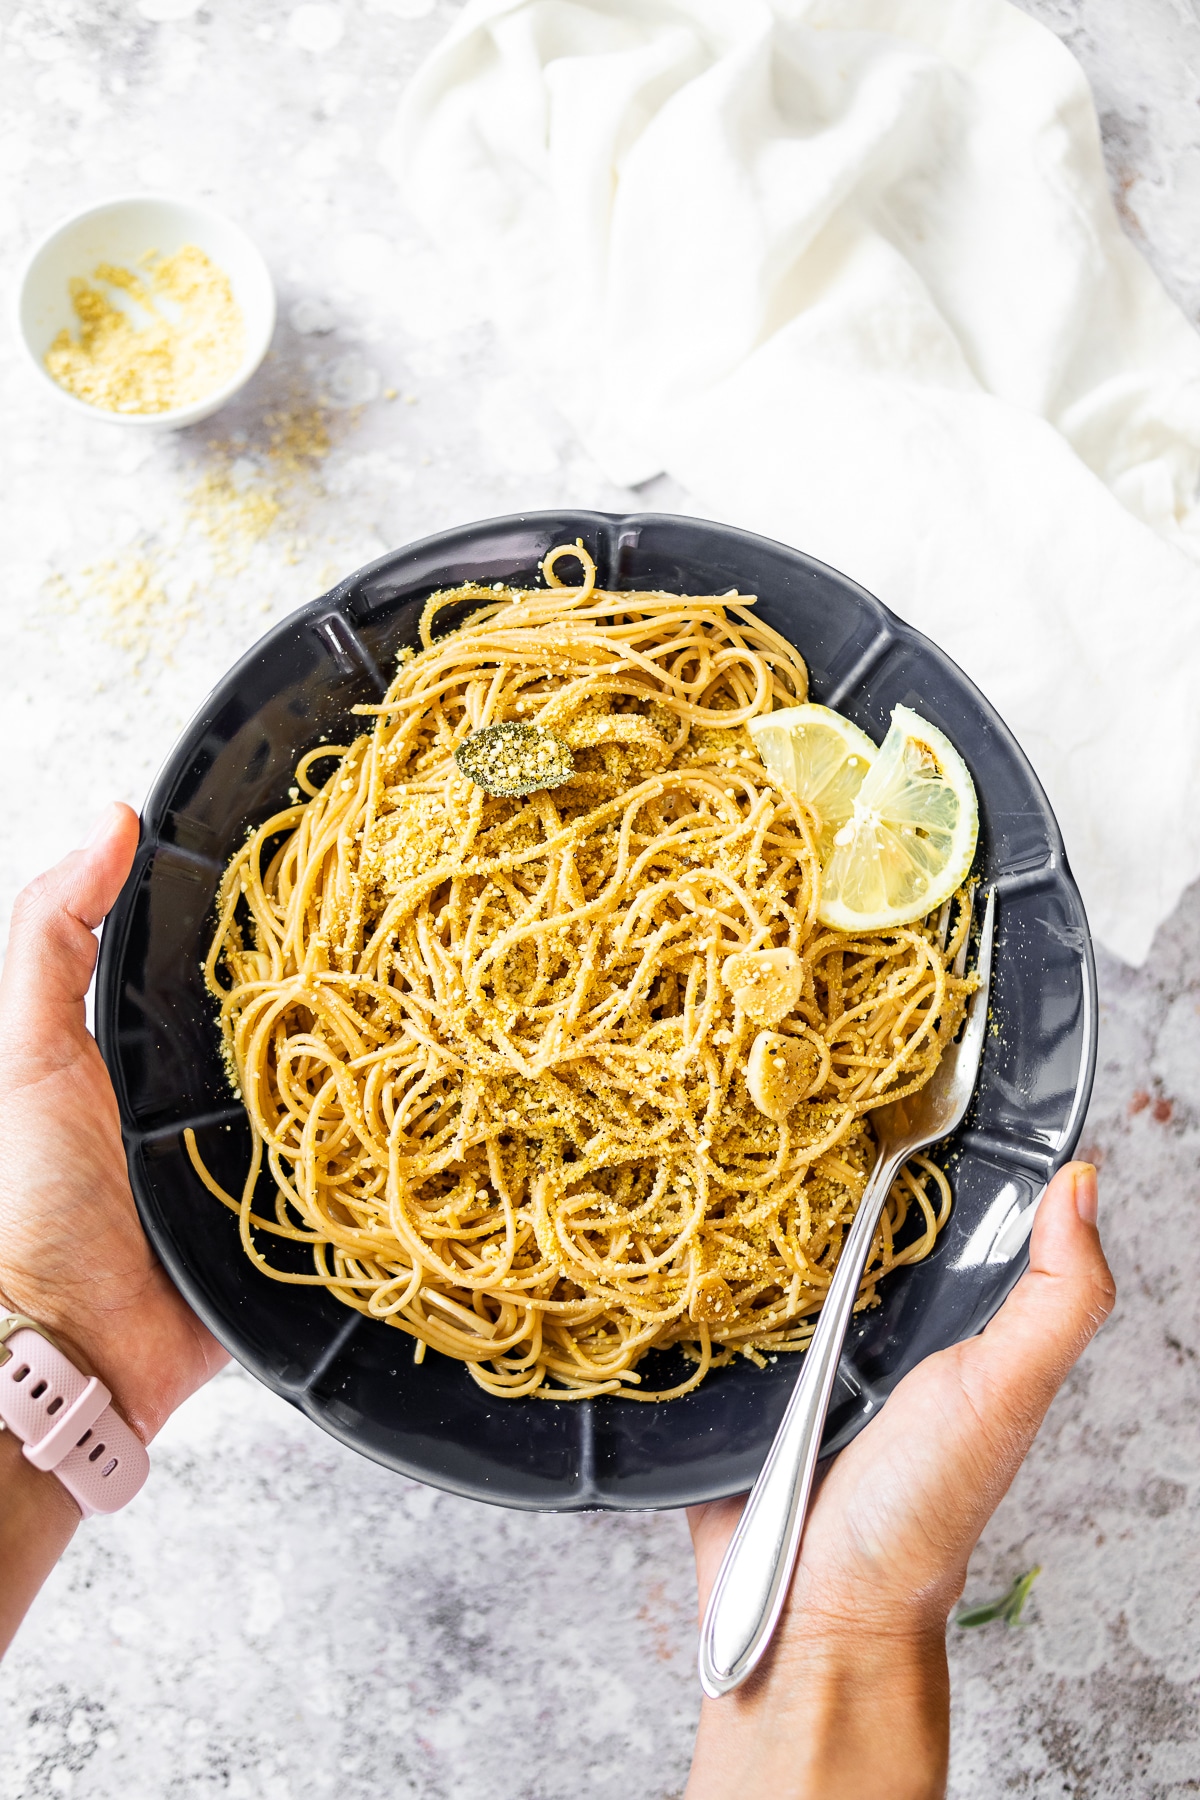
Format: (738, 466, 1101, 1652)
(0, 1318, 149, 1517)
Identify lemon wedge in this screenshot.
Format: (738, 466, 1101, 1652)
(817, 704, 978, 932)
(748, 704, 878, 859)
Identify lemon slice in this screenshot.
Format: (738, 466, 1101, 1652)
(817, 704, 978, 932)
(748, 704, 878, 858)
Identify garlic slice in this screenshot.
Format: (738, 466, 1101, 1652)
(722, 947, 803, 1025)
(746, 1030, 821, 1122)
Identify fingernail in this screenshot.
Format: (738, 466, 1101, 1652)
(1073, 1163, 1098, 1225)
(83, 804, 117, 847)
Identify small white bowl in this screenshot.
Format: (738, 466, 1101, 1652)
(16, 194, 276, 429)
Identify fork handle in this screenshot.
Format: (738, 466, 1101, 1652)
(697, 1146, 907, 1698)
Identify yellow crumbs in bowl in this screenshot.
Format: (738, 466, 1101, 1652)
(44, 244, 245, 415)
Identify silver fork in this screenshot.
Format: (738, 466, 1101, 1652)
(698, 886, 996, 1697)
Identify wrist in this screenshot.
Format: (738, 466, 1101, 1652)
(0, 1412, 82, 1527)
(687, 1617, 949, 1800)
(0, 1247, 228, 1449)
(0, 1284, 161, 1445)
(0, 1415, 82, 1655)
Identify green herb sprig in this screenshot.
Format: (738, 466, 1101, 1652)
(956, 1565, 1041, 1629)
(454, 721, 574, 797)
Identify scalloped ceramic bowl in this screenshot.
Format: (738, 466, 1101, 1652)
(95, 512, 1096, 1511)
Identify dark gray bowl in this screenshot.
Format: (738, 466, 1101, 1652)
(95, 511, 1095, 1511)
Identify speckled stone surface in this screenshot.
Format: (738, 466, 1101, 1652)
(1, 3, 1199, 1796)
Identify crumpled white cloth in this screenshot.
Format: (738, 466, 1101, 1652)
(384, 0, 1200, 964)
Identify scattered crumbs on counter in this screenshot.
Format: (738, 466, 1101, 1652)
(39, 391, 343, 671)
(46, 553, 198, 671)
(189, 397, 335, 572)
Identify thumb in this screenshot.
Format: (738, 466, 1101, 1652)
(0, 803, 140, 1053)
(956, 1161, 1115, 1464)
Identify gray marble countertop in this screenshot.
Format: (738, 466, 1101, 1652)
(2, 2, 1199, 1796)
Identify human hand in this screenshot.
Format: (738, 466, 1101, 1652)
(0, 804, 227, 1446)
(684, 1161, 1115, 1800)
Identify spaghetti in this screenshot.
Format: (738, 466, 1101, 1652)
(190, 544, 971, 1400)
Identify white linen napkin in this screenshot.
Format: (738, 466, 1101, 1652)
(384, 0, 1200, 964)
